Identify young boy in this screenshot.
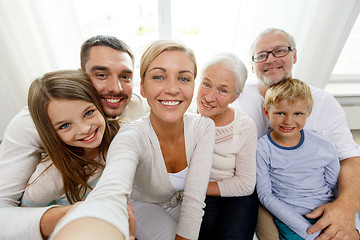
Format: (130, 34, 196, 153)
(256, 78, 340, 240)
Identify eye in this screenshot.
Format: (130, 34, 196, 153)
(59, 123, 71, 130)
(219, 88, 228, 94)
(153, 75, 164, 80)
(95, 72, 108, 80)
(120, 75, 132, 82)
(84, 110, 94, 117)
(276, 112, 284, 115)
(179, 77, 190, 82)
(294, 112, 303, 116)
(254, 53, 267, 60)
(203, 82, 210, 87)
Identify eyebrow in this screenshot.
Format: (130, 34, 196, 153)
(203, 78, 229, 88)
(257, 45, 287, 53)
(149, 67, 194, 76)
(89, 66, 133, 75)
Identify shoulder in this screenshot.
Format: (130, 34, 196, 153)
(121, 93, 150, 122)
(119, 116, 150, 136)
(234, 109, 257, 128)
(2, 106, 42, 145)
(310, 85, 339, 105)
(233, 109, 258, 136)
(304, 129, 334, 146)
(184, 112, 215, 129)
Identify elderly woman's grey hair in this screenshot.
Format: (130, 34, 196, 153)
(200, 52, 247, 96)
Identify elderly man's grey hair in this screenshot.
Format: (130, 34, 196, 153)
(249, 28, 296, 57)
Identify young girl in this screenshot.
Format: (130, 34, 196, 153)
(21, 70, 122, 238)
(51, 40, 215, 240)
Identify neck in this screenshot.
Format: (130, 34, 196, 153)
(82, 147, 99, 160)
(150, 114, 184, 142)
(211, 107, 235, 127)
(270, 131, 302, 148)
(258, 82, 270, 98)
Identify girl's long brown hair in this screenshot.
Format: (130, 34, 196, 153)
(28, 70, 120, 204)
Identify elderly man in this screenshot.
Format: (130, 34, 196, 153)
(232, 28, 360, 240)
(0, 35, 148, 240)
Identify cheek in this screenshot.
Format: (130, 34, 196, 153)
(122, 82, 133, 94)
(57, 132, 71, 144)
(90, 80, 104, 92)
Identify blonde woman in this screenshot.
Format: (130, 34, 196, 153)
(51, 40, 215, 240)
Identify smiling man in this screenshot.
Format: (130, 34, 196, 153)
(80, 36, 149, 120)
(0, 35, 148, 240)
(231, 28, 360, 240)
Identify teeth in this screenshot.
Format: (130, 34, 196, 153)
(161, 101, 180, 106)
(202, 102, 214, 108)
(83, 131, 95, 141)
(106, 98, 120, 103)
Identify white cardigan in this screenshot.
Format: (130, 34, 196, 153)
(52, 113, 215, 240)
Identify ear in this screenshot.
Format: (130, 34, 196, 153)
(292, 49, 297, 64)
(251, 63, 255, 73)
(140, 81, 146, 98)
(230, 92, 240, 104)
(263, 107, 270, 119)
(307, 109, 312, 118)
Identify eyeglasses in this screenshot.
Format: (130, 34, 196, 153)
(252, 46, 294, 63)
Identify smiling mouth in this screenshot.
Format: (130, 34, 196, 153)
(280, 126, 295, 132)
(201, 101, 215, 109)
(264, 66, 282, 72)
(80, 128, 98, 142)
(160, 100, 181, 106)
(105, 98, 121, 103)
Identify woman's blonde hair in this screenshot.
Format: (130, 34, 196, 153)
(264, 78, 314, 111)
(140, 39, 197, 83)
(28, 70, 120, 204)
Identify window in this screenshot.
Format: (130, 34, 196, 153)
(326, 14, 360, 97)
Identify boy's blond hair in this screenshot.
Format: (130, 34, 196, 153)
(264, 78, 314, 111)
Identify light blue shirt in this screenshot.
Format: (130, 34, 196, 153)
(256, 129, 340, 239)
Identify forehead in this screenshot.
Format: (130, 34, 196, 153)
(47, 99, 93, 123)
(273, 99, 309, 110)
(202, 64, 236, 86)
(254, 31, 290, 52)
(149, 50, 195, 72)
(85, 46, 133, 72)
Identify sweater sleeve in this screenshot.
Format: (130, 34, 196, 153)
(256, 139, 319, 240)
(218, 114, 257, 196)
(50, 123, 143, 240)
(0, 107, 52, 240)
(176, 116, 215, 239)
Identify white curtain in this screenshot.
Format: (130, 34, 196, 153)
(0, 0, 82, 138)
(0, 0, 359, 138)
(227, 0, 360, 88)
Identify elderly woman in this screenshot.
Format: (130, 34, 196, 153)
(196, 52, 258, 240)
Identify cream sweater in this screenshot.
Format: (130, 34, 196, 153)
(211, 108, 257, 197)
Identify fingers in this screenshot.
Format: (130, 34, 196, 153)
(307, 216, 330, 235)
(306, 205, 326, 219)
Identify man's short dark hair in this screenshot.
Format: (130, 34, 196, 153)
(80, 35, 134, 70)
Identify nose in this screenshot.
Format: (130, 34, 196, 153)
(107, 76, 123, 93)
(265, 52, 277, 63)
(164, 78, 180, 95)
(283, 115, 292, 124)
(204, 88, 216, 102)
(77, 122, 91, 135)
